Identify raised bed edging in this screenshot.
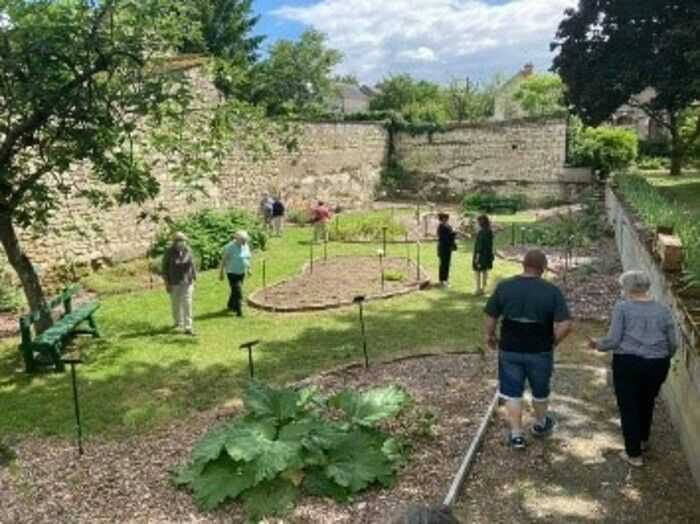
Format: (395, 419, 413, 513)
(247, 256, 431, 313)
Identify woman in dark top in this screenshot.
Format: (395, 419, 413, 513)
(436, 212, 457, 287)
(473, 214, 494, 295)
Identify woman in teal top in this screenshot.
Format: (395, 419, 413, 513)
(219, 231, 252, 316)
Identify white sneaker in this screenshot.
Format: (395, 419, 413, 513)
(619, 450, 643, 467)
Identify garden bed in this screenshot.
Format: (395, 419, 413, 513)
(248, 256, 430, 312)
(0, 353, 497, 523)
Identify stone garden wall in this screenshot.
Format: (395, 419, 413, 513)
(20, 121, 389, 276)
(606, 186, 700, 487)
(393, 118, 591, 202)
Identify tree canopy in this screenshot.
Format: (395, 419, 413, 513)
(512, 73, 566, 118)
(551, 0, 700, 175)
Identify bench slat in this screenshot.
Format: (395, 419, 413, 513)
(32, 302, 99, 349)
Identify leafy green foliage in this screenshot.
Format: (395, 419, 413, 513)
(461, 189, 525, 213)
(445, 77, 494, 123)
(174, 380, 410, 519)
(512, 74, 567, 118)
(251, 29, 343, 116)
(150, 209, 267, 270)
(615, 173, 700, 286)
(328, 212, 406, 242)
(0, 256, 22, 312)
(570, 126, 638, 177)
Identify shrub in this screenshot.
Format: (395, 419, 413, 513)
(174, 380, 409, 520)
(329, 212, 406, 242)
(286, 207, 313, 226)
(461, 189, 526, 213)
(0, 255, 22, 313)
(614, 173, 700, 286)
(570, 126, 638, 176)
(150, 209, 267, 270)
(636, 156, 670, 171)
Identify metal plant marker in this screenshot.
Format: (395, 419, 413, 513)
(240, 340, 260, 379)
(382, 226, 388, 255)
(353, 295, 369, 369)
(62, 358, 84, 456)
(416, 240, 421, 282)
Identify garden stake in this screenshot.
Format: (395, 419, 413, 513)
(379, 252, 385, 291)
(353, 296, 369, 369)
(240, 340, 260, 379)
(309, 240, 314, 274)
(423, 214, 428, 238)
(262, 259, 267, 294)
(62, 358, 84, 457)
(416, 241, 421, 282)
(511, 223, 516, 246)
(382, 226, 388, 255)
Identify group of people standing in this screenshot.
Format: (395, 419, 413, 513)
(163, 204, 678, 469)
(436, 212, 493, 294)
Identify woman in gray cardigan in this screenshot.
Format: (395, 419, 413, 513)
(588, 270, 677, 467)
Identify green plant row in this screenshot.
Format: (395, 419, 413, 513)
(174, 380, 409, 522)
(614, 172, 700, 286)
(150, 209, 268, 271)
(327, 212, 407, 243)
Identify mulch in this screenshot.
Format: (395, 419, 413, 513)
(498, 238, 623, 321)
(0, 353, 497, 524)
(248, 256, 429, 312)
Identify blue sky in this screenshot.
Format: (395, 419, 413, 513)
(252, 0, 577, 85)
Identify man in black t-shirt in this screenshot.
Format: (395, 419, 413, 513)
(484, 250, 572, 449)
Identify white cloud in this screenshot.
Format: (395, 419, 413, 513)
(272, 0, 577, 84)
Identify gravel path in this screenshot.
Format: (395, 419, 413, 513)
(455, 362, 700, 523)
(0, 353, 497, 523)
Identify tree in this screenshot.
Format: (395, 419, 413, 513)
(251, 29, 343, 116)
(512, 73, 566, 118)
(551, 0, 700, 176)
(369, 74, 442, 115)
(445, 77, 492, 123)
(0, 1, 262, 328)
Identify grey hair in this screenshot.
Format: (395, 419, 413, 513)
(618, 270, 651, 295)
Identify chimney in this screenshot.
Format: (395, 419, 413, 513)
(522, 63, 534, 77)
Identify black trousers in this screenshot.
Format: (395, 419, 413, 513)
(227, 273, 245, 314)
(438, 250, 452, 283)
(612, 354, 670, 457)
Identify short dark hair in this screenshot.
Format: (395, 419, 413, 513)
(437, 212, 450, 221)
(523, 249, 548, 274)
(477, 214, 490, 228)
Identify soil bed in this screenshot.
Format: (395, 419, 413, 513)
(248, 256, 430, 312)
(0, 353, 497, 523)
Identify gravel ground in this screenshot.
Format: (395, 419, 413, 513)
(249, 256, 428, 311)
(0, 353, 497, 523)
(455, 363, 700, 523)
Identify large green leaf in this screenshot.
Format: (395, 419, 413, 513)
(192, 455, 257, 511)
(242, 478, 297, 522)
(191, 420, 241, 462)
(329, 385, 409, 426)
(223, 419, 276, 462)
(244, 379, 301, 425)
(324, 430, 394, 493)
(248, 439, 302, 483)
(303, 468, 353, 502)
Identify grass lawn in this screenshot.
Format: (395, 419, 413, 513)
(639, 169, 700, 213)
(0, 210, 584, 439)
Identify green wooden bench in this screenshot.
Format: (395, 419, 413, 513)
(481, 198, 519, 215)
(19, 284, 100, 373)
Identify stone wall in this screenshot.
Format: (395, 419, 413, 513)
(606, 186, 700, 487)
(20, 121, 389, 276)
(393, 118, 591, 202)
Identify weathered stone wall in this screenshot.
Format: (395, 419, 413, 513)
(393, 118, 591, 202)
(20, 121, 389, 276)
(606, 186, 700, 487)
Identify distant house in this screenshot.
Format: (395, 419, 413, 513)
(326, 83, 371, 113)
(492, 63, 535, 121)
(610, 88, 668, 142)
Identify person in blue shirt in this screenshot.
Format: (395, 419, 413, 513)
(219, 230, 252, 316)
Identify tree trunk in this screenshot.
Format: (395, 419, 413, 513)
(0, 211, 52, 332)
(668, 112, 683, 177)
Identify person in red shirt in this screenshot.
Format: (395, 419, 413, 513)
(312, 201, 331, 242)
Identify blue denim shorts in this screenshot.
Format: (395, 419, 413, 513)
(498, 350, 554, 401)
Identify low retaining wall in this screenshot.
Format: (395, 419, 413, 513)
(606, 186, 700, 486)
